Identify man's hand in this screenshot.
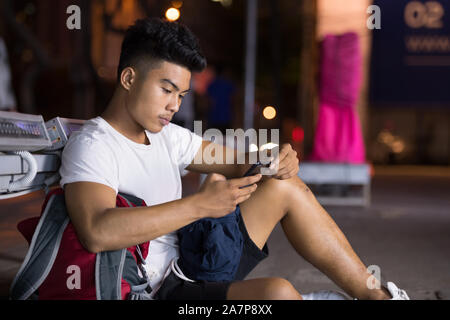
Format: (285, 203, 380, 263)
(267, 143, 299, 180)
(195, 173, 262, 218)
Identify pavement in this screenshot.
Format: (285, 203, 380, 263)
(1, 165, 449, 300)
(247, 169, 450, 300)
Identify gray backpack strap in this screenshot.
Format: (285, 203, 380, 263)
(9, 194, 69, 300)
(114, 193, 153, 300)
(124, 249, 153, 300)
(95, 248, 152, 300)
(95, 249, 127, 300)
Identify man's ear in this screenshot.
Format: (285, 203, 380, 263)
(120, 67, 136, 91)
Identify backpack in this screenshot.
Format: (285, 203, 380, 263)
(9, 188, 152, 300)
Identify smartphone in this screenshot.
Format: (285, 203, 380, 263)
(240, 161, 268, 189)
(243, 161, 264, 177)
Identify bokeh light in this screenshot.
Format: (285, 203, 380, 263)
(263, 106, 276, 120)
(165, 8, 180, 21)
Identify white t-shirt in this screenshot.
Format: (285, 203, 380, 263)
(59, 116, 203, 290)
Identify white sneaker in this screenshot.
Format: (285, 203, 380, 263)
(302, 290, 351, 300)
(302, 282, 410, 300)
(386, 282, 410, 300)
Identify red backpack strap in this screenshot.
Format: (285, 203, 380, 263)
(116, 193, 150, 261)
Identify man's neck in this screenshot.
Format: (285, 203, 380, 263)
(101, 89, 150, 145)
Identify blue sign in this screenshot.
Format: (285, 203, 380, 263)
(370, 0, 450, 105)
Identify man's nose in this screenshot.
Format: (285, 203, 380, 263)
(167, 96, 180, 113)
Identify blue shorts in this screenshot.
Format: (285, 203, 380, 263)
(155, 207, 269, 300)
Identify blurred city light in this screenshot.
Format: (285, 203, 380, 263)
(221, 0, 233, 7)
(248, 142, 279, 152)
(391, 140, 405, 154)
(263, 106, 276, 120)
(211, 0, 233, 7)
(260, 143, 278, 152)
(376, 129, 406, 154)
(249, 143, 259, 152)
(171, 1, 183, 9)
(165, 8, 180, 21)
(291, 126, 304, 143)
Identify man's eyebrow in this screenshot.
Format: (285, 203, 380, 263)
(160, 79, 190, 93)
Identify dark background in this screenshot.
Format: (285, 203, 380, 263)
(1, 0, 450, 165)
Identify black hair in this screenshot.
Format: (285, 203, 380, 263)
(117, 18, 207, 82)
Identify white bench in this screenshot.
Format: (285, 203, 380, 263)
(298, 162, 371, 207)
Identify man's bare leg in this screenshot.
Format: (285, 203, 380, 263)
(227, 277, 303, 300)
(227, 176, 390, 300)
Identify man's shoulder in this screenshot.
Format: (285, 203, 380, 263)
(64, 117, 114, 153)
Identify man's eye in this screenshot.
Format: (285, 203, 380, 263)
(162, 88, 171, 93)
(179, 95, 185, 100)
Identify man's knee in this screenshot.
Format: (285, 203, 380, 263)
(261, 277, 302, 300)
(262, 175, 311, 200)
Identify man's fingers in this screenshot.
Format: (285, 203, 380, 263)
(236, 193, 253, 204)
(275, 165, 298, 178)
(229, 174, 262, 188)
(235, 185, 257, 203)
(277, 168, 299, 180)
(269, 146, 290, 172)
(270, 157, 290, 175)
(276, 161, 298, 177)
(239, 183, 258, 195)
(242, 174, 262, 186)
(272, 151, 298, 176)
(277, 144, 291, 162)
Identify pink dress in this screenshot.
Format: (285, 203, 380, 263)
(309, 32, 366, 163)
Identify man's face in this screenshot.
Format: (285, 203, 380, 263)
(126, 61, 191, 133)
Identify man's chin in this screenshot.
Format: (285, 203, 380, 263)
(145, 124, 164, 133)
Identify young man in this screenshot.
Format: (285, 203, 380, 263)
(60, 18, 409, 300)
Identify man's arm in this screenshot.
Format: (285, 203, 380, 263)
(185, 141, 263, 178)
(186, 141, 299, 180)
(64, 174, 261, 253)
(64, 181, 202, 253)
